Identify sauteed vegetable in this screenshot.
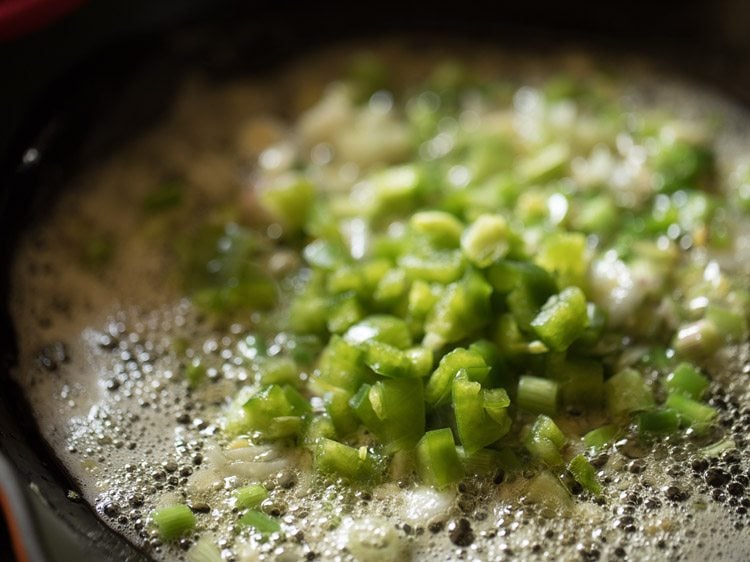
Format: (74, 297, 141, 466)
(10, 47, 750, 561)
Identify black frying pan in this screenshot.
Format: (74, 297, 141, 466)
(1, 1, 749, 560)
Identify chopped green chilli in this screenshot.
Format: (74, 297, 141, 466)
(238, 510, 282, 534)
(453, 372, 511, 454)
(605, 369, 654, 419)
(665, 392, 717, 431)
(517, 375, 559, 416)
(234, 484, 269, 509)
(417, 428, 464, 488)
(530, 287, 588, 351)
(567, 454, 602, 496)
(151, 504, 196, 541)
(525, 414, 566, 466)
(583, 425, 619, 452)
(637, 409, 681, 435)
(665, 362, 709, 400)
(314, 438, 380, 482)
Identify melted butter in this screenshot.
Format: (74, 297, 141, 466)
(9, 44, 750, 561)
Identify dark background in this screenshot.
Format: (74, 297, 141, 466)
(2, 0, 750, 169)
(0, 1, 748, 560)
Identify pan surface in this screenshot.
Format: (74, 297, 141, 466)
(2, 2, 750, 560)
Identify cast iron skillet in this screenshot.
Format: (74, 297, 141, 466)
(1, 1, 750, 560)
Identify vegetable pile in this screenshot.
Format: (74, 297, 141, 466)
(156, 57, 750, 538)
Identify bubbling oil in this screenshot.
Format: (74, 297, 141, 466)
(9, 43, 750, 561)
